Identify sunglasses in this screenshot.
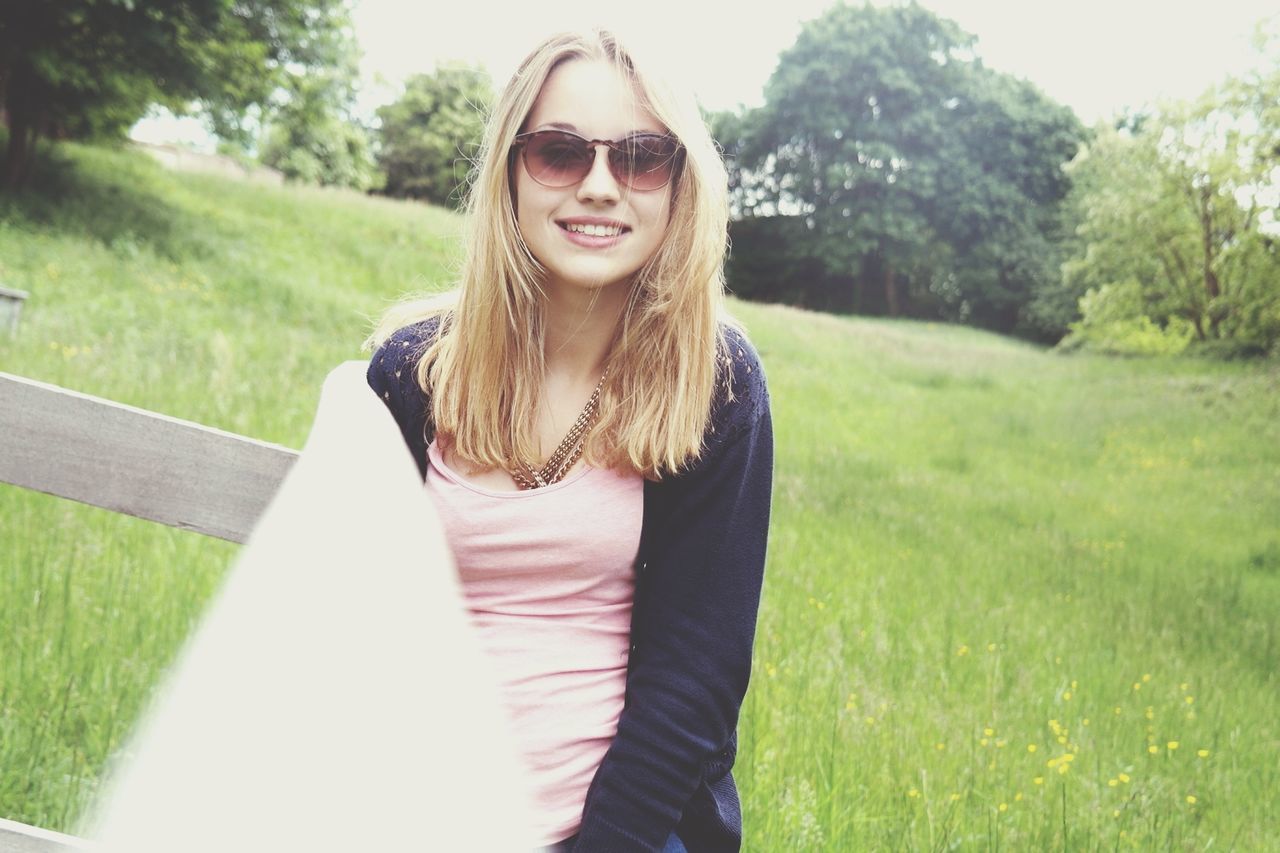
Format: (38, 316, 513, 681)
(512, 129, 684, 192)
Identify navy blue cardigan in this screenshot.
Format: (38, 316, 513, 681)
(366, 319, 773, 852)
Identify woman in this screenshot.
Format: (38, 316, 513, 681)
(365, 29, 772, 852)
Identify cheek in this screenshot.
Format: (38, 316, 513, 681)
(514, 173, 544, 247)
(642, 194, 672, 248)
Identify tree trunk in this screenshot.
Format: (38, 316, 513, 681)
(3, 122, 33, 190)
(1199, 185, 1223, 338)
(2, 60, 40, 190)
(885, 264, 899, 317)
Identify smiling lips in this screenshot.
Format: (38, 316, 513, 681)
(557, 218, 630, 244)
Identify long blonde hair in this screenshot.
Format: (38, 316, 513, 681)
(365, 29, 732, 479)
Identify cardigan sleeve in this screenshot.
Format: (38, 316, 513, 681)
(574, 332, 774, 851)
(365, 319, 437, 481)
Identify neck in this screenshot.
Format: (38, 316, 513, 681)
(541, 279, 630, 381)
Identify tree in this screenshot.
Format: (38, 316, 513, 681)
(375, 65, 492, 207)
(1061, 97, 1280, 355)
(0, 0, 353, 188)
(731, 2, 1084, 332)
(930, 68, 1085, 333)
(258, 52, 375, 190)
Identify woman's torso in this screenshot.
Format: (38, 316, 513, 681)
(424, 440, 644, 846)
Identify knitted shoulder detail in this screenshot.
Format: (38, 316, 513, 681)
(367, 317, 443, 477)
(708, 324, 769, 445)
(369, 318, 440, 399)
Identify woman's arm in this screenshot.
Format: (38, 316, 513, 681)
(575, 333, 774, 851)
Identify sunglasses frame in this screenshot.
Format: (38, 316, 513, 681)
(511, 129, 685, 192)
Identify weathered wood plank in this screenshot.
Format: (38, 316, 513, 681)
(0, 372, 298, 543)
(0, 286, 28, 337)
(0, 818, 92, 852)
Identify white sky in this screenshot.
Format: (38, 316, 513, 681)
(133, 0, 1277, 148)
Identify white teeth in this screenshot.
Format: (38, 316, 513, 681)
(565, 223, 622, 237)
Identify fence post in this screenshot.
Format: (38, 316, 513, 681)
(0, 285, 30, 337)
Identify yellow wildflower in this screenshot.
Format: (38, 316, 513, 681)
(907, 788, 920, 798)
(935, 742, 946, 751)
(1185, 696, 1194, 705)
(1197, 749, 1210, 758)
(1118, 773, 1130, 783)
(1142, 673, 1152, 683)
(957, 644, 970, 656)
(998, 802, 1008, 812)
(987, 643, 997, 652)
(1033, 776, 1044, 785)
(1014, 792, 1023, 802)
(1027, 744, 1037, 753)
(1148, 745, 1159, 755)
(984, 727, 995, 737)
(1167, 741, 1179, 751)
(1186, 795, 1197, 805)
(950, 793, 961, 802)
(1132, 682, 1141, 691)
(1108, 778, 1118, 787)
(980, 738, 989, 747)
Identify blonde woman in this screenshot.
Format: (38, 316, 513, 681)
(366, 29, 772, 853)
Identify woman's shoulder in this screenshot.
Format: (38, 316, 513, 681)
(709, 323, 770, 444)
(373, 316, 444, 361)
(366, 316, 444, 412)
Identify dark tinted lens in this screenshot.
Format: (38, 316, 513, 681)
(524, 132, 592, 186)
(614, 135, 680, 190)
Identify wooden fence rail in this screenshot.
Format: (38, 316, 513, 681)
(0, 371, 298, 542)
(0, 371, 299, 850)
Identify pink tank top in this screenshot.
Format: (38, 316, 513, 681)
(424, 440, 644, 846)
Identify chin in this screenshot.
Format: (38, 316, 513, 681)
(546, 264, 639, 293)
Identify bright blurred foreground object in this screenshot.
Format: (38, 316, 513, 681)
(85, 361, 534, 852)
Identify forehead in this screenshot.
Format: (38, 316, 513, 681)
(524, 58, 666, 139)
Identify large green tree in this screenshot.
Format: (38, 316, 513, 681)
(0, 0, 352, 188)
(258, 50, 375, 190)
(729, 2, 1084, 332)
(374, 65, 492, 207)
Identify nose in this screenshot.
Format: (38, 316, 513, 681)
(576, 144, 621, 204)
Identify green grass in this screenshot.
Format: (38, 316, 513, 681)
(2, 142, 1278, 849)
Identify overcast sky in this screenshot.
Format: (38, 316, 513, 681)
(134, 0, 1277, 147)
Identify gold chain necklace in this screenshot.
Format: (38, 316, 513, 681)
(510, 371, 607, 490)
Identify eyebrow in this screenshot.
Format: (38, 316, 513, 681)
(533, 121, 664, 137)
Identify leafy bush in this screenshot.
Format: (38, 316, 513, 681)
(1058, 282, 1195, 356)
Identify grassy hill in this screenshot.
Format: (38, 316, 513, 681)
(1, 142, 1277, 849)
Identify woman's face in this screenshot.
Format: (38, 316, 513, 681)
(514, 59, 674, 299)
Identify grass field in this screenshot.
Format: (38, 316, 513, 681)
(2, 142, 1278, 849)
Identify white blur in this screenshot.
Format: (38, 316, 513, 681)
(85, 361, 534, 852)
